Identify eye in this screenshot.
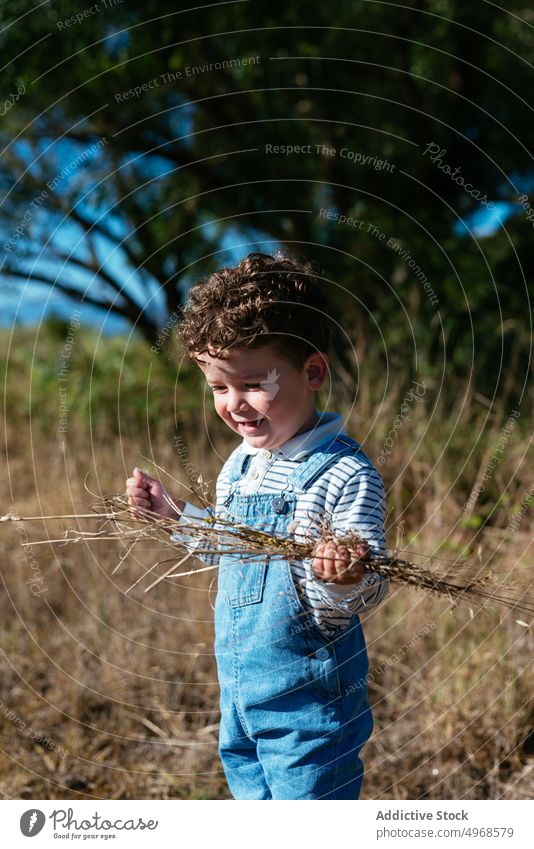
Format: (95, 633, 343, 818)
(209, 383, 262, 392)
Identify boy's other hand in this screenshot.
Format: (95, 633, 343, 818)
(311, 538, 371, 585)
(126, 467, 184, 520)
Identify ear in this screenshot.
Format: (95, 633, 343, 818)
(304, 352, 329, 390)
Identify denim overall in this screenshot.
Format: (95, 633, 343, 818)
(214, 434, 374, 800)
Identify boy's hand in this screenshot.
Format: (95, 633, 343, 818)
(126, 467, 184, 520)
(311, 538, 371, 585)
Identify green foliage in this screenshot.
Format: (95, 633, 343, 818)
(460, 514, 483, 530)
(0, 1, 532, 407)
(1, 321, 203, 440)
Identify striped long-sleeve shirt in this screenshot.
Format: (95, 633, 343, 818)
(173, 411, 389, 635)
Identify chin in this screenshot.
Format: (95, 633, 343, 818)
(245, 434, 277, 450)
(244, 432, 270, 443)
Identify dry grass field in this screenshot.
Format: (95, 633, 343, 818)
(0, 327, 532, 799)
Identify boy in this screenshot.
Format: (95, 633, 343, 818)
(126, 252, 389, 800)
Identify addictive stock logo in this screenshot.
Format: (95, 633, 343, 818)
(20, 809, 46, 836)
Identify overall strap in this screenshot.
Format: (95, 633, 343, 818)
(227, 448, 252, 484)
(226, 434, 364, 494)
(285, 434, 363, 494)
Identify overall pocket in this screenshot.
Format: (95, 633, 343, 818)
(221, 555, 269, 607)
(217, 492, 296, 608)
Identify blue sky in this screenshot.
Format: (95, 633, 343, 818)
(0, 134, 525, 336)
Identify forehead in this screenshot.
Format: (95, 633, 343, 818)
(195, 344, 289, 378)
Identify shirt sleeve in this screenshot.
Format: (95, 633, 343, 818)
(309, 466, 390, 614)
(169, 501, 220, 567)
(168, 451, 237, 567)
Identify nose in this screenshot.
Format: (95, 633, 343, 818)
(225, 388, 249, 413)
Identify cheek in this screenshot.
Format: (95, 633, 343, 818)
(213, 395, 227, 417)
(255, 394, 271, 413)
(271, 381, 300, 408)
(262, 391, 288, 420)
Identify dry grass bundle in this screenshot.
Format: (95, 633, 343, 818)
(3, 494, 533, 621)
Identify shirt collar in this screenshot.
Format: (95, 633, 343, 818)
(240, 411, 346, 461)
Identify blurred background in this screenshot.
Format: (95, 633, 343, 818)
(0, 1, 532, 799)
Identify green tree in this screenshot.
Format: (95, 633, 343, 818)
(0, 0, 532, 400)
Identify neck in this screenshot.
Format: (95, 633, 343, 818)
(290, 408, 320, 440)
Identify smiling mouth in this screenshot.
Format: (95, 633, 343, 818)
(234, 417, 266, 428)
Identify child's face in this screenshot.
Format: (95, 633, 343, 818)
(195, 344, 329, 449)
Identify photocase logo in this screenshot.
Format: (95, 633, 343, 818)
(20, 809, 46, 837)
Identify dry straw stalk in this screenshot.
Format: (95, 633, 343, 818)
(2, 494, 533, 621)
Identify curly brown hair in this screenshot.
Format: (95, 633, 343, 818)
(179, 251, 331, 368)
